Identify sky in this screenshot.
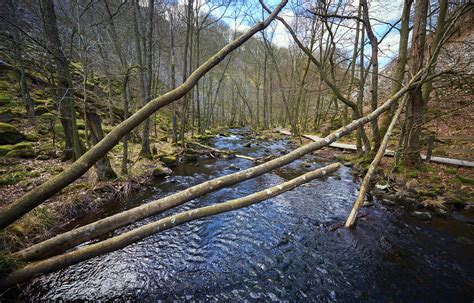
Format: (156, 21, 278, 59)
(181, 0, 406, 67)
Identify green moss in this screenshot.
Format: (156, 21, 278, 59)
(25, 133, 39, 142)
(406, 171, 418, 179)
(160, 154, 177, 166)
(103, 126, 113, 133)
(6, 148, 35, 158)
(34, 105, 50, 115)
(76, 120, 85, 130)
(0, 171, 28, 185)
(34, 98, 54, 106)
(0, 145, 14, 156)
(0, 93, 12, 106)
(12, 142, 33, 150)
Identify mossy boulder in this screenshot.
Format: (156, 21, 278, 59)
(0, 122, 25, 144)
(152, 164, 173, 178)
(34, 105, 50, 116)
(0, 94, 12, 106)
(4, 142, 35, 158)
(160, 154, 177, 167)
(0, 144, 14, 156)
(76, 120, 86, 130)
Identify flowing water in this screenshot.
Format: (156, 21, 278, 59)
(24, 129, 474, 301)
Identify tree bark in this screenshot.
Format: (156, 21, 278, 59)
(40, 0, 84, 161)
(360, 0, 381, 153)
(86, 112, 117, 181)
(345, 95, 408, 228)
(402, 0, 429, 166)
(379, 0, 412, 137)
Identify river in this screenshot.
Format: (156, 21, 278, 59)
(24, 129, 474, 301)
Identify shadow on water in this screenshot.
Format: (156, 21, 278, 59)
(23, 128, 474, 301)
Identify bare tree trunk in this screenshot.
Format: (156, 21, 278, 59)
(360, 0, 381, 153)
(40, 0, 84, 161)
(379, 0, 412, 137)
(402, 0, 429, 166)
(345, 96, 408, 227)
(86, 112, 117, 180)
(8, 0, 35, 123)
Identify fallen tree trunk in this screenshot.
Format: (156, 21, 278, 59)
(345, 96, 408, 228)
(189, 141, 257, 161)
(14, 76, 415, 263)
(1, 163, 341, 290)
(279, 130, 474, 168)
(0, 0, 288, 230)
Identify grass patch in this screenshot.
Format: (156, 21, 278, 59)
(455, 175, 474, 185)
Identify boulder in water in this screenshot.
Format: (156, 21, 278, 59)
(411, 211, 432, 221)
(152, 164, 172, 178)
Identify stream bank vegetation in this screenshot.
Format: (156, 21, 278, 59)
(0, 0, 473, 292)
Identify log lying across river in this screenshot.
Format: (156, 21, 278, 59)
(278, 129, 474, 168)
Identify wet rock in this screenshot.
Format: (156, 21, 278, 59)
(465, 203, 474, 211)
(243, 142, 252, 148)
(411, 211, 432, 221)
(382, 199, 396, 207)
(363, 201, 374, 207)
(455, 237, 474, 245)
(443, 193, 467, 208)
(405, 179, 419, 193)
(228, 164, 240, 170)
(152, 164, 172, 178)
(343, 161, 354, 167)
(434, 208, 448, 218)
(0, 122, 26, 145)
(184, 154, 199, 162)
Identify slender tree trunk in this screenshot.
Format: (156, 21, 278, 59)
(86, 112, 117, 180)
(40, 0, 84, 160)
(7, 0, 35, 123)
(361, 0, 381, 153)
(379, 0, 412, 137)
(402, 0, 429, 166)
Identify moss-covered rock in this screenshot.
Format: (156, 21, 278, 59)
(6, 148, 35, 158)
(0, 122, 25, 144)
(76, 120, 85, 130)
(0, 93, 12, 106)
(160, 154, 177, 166)
(34, 105, 50, 115)
(152, 164, 173, 178)
(4, 142, 35, 158)
(25, 133, 39, 142)
(0, 144, 14, 156)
